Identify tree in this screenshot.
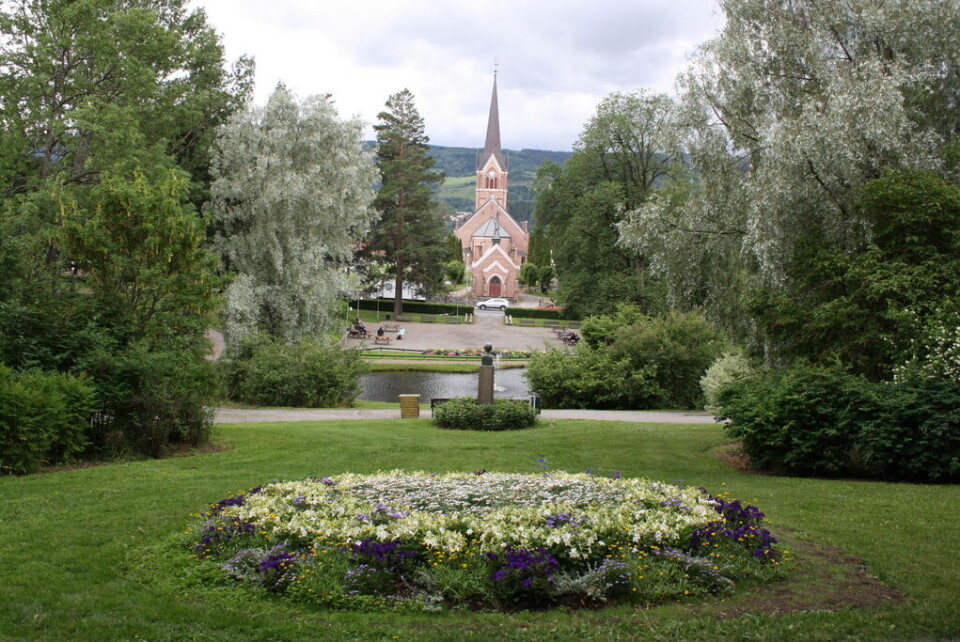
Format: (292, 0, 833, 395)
(0, 0, 249, 457)
(210, 85, 378, 343)
(619, 0, 960, 340)
(363, 89, 446, 318)
(531, 92, 677, 317)
(750, 169, 960, 380)
(0, 0, 252, 205)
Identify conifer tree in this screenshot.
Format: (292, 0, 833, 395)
(364, 89, 446, 317)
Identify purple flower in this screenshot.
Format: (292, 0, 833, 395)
(321, 477, 336, 486)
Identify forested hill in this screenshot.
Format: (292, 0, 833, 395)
(429, 145, 573, 223)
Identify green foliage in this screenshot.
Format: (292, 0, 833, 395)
(857, 376, 960, 483)
(0, 365, 95, 475)
(527, 310, 723, 410)
(612, 311, 727, 410)
(525, 348, 661, 410)
(210, 85, 378, 344)
(531, 92, 678, 317)
(750, 170, 960, 380)
(519, 262, 539, 288)
(580, 303, 645, 348)
(85, 341, 217, 458)
(225, 338, 368, 408)
(432, 397, 538, 431)
(721, 363, 960, 483)
(505, 306, 567, 320)
(364, 89, 447, 317)
(60, 167, 223, 343)
(700, 352, 754, 414)
(720, 363, 871, 477)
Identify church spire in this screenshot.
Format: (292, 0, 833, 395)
(480, 73, 506, 169)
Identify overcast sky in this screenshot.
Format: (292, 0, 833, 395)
(191, 1, 723, 151)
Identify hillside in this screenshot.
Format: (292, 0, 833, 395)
(428, 145, 572, 222)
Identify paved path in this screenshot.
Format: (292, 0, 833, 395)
(345, 308, 560, 352)
(214, 407, 718, 424)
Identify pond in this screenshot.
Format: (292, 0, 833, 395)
(359, 368, 531, 403)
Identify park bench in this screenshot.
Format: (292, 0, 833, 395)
(374, 336, 391, 345)
(382, 323, 400, 332)
(518, 319, 536, 326)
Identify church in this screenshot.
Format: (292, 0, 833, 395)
(454, 75, 529, 299)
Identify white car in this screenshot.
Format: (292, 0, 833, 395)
(476, 297, 509, 311)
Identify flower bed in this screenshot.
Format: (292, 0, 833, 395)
(186, 470, 787, 610)
(420, 348, 533, 359)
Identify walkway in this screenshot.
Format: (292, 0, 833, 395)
(214, 407, 718, 424)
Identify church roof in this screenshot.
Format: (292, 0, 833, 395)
(473, 215, 512, 239)
(478, 75, 507, 170)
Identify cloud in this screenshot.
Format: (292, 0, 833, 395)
(192, 0, 722, 150)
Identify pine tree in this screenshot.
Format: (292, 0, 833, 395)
(365, 89, 446, 317)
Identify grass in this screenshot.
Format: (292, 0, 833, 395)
(2, 419, 959, 640)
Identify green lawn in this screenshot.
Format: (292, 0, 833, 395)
(1, 419, 958, 640)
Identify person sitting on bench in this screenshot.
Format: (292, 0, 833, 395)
(377, 326, 384, 336)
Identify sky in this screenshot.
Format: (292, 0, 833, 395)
(191, 1, 723, 152)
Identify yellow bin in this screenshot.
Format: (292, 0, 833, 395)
(398, 394, 420, 419)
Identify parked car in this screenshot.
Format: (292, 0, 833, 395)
(476, 297, 509, 311)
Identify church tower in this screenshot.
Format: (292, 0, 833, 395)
(475, 75, 508, 211)
(454, 73, 529, 299)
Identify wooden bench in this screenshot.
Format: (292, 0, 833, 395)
(382, 323, 400, 332)
(545, 320, 561, 327)
(430, 397, 451, 409)
(443, 316, 461, 324)
(373, 336, 391, 345)
(518, 319, 536, 326)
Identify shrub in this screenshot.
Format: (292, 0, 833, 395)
(719, 363, 872, 476)
(524, 348, 661, 410)
(0, 365, 95, 475)
(227, 337, 367, 408)
(613, 311, 727, 410)
(432, 397, 538, 431)
(87, 342, 218, 458)
(700, 352, 754, 414)
(857, 375, 960, 482)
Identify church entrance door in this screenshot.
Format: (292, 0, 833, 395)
(488, 276, 502, 297)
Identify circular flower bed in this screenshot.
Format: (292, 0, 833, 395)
(186, 471, 787, 610)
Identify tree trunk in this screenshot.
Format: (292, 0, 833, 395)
(393, 273, 404, 317)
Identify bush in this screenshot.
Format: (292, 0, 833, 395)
(613, 311, 727, 410)
(0, 365, 95, 475)
(527, 311, 725, 411)
(432, 397, 538, 431)
(857, 376, 960, 482)
(719, 364, 872, 476)
(525, 348, 662, 410)
(87, 342, 218, 458)
(226, 337, 367, 408)
(700, 352, 754, 414)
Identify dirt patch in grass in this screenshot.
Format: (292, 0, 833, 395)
(698, 443, 904, 618)
(675, 533, 904, 620)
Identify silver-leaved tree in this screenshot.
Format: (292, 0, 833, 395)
(210, 85, 379, 344)
(618, 0, 960, 340)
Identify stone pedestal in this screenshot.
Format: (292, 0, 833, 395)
(399, 394, 420, 418)
(478, 364, 494, 404)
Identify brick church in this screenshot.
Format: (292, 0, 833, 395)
(454, 75, 529, 299)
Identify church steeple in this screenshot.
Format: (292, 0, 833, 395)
(479, 73, 506, 170)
